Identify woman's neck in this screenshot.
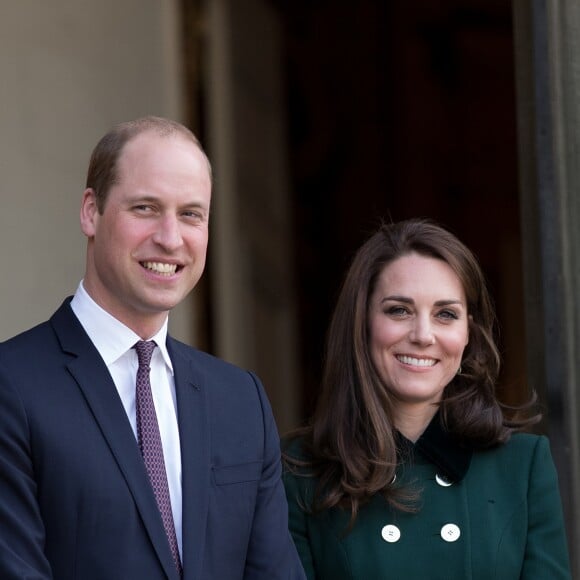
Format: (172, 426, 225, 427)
(394, 404, 439, 442)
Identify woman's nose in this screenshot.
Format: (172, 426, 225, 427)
(409, 317, 435, 346)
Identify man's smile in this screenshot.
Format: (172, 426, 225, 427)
(141, 261, 181, 276)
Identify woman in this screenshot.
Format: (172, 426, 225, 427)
(283, 219, 571, 579)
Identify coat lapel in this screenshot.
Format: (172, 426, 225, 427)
(168, 338, 210, 580)
(50, 300, 179, 580)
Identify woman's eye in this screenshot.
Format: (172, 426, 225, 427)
(386, 306, 408, 316)
(437, 309, 459, 320)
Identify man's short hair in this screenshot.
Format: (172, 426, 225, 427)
(86, 116, 211, 213)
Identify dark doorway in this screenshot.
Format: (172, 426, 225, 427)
(275, 1, 525, 418)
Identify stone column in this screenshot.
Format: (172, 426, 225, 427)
(513, 0, 580, 570)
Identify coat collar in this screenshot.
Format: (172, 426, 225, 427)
(398, 412, 473, 483)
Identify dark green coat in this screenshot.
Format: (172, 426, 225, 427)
(283, 427, 571, 579)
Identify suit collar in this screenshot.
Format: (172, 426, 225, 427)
(167, 338, 210, 580)
(50, 300, 182, 580)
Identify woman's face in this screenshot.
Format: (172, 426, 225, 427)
(368, 252, 469, 413)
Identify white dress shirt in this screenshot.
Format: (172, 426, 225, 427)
(70, 281, 183, 557)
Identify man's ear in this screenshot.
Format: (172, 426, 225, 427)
(80, 188, 99, 237)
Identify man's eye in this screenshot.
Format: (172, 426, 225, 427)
(182, 210, 206, 221)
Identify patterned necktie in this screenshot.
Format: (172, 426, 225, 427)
(134, 340, 182, 576)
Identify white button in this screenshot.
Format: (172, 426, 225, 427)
(435, 474, 453, 487)
(381, 524, 401, 543)
(440, 523, 461, 542)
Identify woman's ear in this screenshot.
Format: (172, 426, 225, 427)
(466, 314, 474, 346)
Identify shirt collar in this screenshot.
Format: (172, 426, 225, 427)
(70, 281, 174, 374)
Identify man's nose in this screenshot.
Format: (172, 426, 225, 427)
(152, 215, 183, 250)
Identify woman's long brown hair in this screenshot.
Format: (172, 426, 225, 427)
(284, 218, 539, 522)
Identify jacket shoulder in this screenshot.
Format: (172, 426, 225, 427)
(1, 319, 54, 351)
(282, 435, 317, 501)
(282, 434, 308, 459)
(167, 338, 271, 419)
(167, 337, 253, 380)
(468, 432, 554, 492)
(492, 432, 550, 461)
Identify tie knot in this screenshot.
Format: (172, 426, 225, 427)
(134, 340, 156, 368)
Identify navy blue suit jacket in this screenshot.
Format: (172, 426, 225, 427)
(0, 300, 304, 580)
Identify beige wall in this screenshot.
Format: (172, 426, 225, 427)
(0, 0, 195, 343)
(205, 0, 301, 432)
(0, 0, 302, 431)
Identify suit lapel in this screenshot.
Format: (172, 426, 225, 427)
(168, 338, 210, 580)
(50, 301, 179, 580)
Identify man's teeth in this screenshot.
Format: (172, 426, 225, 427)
(142, 262, 178, 275)
(397, 355, 436, 367)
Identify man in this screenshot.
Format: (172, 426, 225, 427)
(0, 117, 305, 579)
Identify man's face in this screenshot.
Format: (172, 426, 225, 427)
(80, 130, 212, 336)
